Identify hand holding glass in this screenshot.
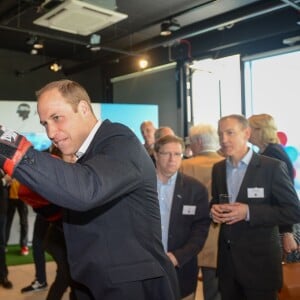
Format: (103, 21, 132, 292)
(219, 194, 232, 203)
(219, 194, 232, 214)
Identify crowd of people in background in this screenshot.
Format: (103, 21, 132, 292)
(0, 79, 300, 300)
(140, 114, 300, 300)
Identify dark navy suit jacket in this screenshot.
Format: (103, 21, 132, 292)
(211, 152, 300, 290)
(14, 119, 180, 300)
(168, 172, 210, 297)
(262, 143, 295, 233)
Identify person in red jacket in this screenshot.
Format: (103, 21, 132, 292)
(19, 149, 77, 300)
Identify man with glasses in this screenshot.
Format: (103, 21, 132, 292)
(154, 134, 210, 300)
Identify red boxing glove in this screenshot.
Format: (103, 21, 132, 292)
(18, 184, 50, 208)
(19, 184, 63, 222)
(0, 126, 32, 176)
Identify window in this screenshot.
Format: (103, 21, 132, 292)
(190, 54, 242, 126)
(190, 49, 300, 196)
(244, 49, 300, 196)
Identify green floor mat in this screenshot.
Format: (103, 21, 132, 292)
(6, 244, 53, 266)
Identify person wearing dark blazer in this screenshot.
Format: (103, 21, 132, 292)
(154, 135, 210, 300)
(210, 114, 300, 300)
(248, 113, 299, 259)
(0, 80, 180, 300)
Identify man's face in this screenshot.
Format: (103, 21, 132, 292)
(141, 123, 155, 145)
(190, 136, 201, 155)
(37, 88, 88, 155)
(218, 117, 250, 160)
(154, 142, 183, 177)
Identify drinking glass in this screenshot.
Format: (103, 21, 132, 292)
(219, 194, 232, 204)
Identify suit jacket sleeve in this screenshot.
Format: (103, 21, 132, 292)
(11, 123, 151, 212)
(248, 158, 300, 227)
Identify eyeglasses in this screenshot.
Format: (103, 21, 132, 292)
(158, 151, 183, 158)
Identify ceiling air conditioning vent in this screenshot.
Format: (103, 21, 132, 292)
(34, 0, 128, 36)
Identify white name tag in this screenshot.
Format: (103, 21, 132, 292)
(247, 187, 264, 198)
(182, 205, 196, 215)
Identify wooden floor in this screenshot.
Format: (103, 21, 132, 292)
(4, 209, 206, 299)
(0, 262, 204, 300)
(0, 262, 69, 300)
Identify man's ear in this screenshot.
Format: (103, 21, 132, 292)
(78, 100, 90, 116)
(245, 127, 252, 140)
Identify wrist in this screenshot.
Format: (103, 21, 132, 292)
(2, 138, 31, 176)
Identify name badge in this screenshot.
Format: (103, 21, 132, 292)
(182, 205, 196, 215)
(247, 187, 264, 198)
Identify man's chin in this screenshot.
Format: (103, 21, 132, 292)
(222, 148, 231, 156)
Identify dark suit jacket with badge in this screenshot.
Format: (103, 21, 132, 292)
(210, 151, 300, 291)
(168, 172, 210, 297)
(13, 119, 180, 300)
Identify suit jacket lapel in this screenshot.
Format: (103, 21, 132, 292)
(168, 172, 184, 234)
(219, 160, 228, 195)
(77, 120, 109, 163)
(236, 152, 261, 202)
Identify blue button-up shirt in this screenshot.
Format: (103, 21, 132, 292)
(157, 172, 177, 252)
(226, 147, 253, 203)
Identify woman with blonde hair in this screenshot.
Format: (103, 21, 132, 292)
(248, 113, 300, 262)
(248, 114, 279, 149)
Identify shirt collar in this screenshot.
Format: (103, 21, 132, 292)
(243, 147, 253, 165)
(157, 172, 178, 185)
(76, 120, 102, 159)
(227, 147, 253, 168)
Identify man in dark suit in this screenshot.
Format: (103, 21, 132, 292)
(210, 114, 300, 300)
(0, 80, 180, 300)
(154, 135, 210, 300)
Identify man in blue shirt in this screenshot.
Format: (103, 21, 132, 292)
(210, 114, 300, 300)
(154, 134, 210, 300)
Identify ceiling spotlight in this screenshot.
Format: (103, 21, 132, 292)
(160, 19, 181, 36)
(138, 58, 149, 69)
(160, 22, 172, 36)
(49, 62, 62, 72)
(30, 48, 38, 55)
(33, 40, 44, 49)
(26, 36, 44, 49)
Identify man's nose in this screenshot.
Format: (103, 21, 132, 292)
(46, 125, 56, 140)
